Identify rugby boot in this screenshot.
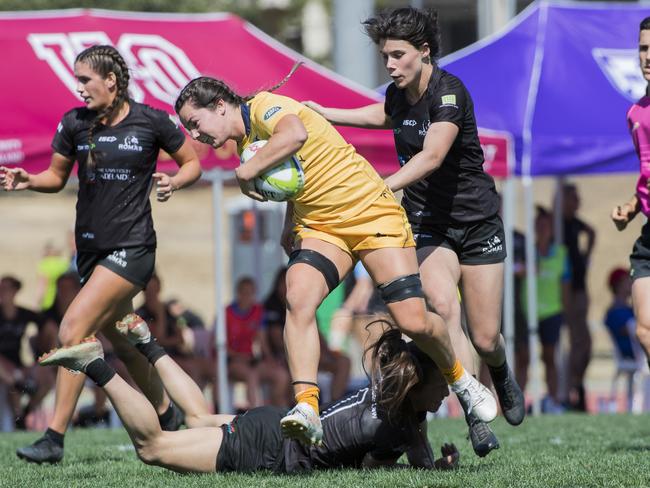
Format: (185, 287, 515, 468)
(16, 435, 63, 464)
(489, 365, 525, 425)
(38, 337, 103, 372)
(451, 371, 497, 423)
(466, 412, 500, 457)
(280, 402, 323, 446)
(115, 313, 151, 345)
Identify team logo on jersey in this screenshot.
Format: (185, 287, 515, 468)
(98, 136, 117, 143)
(263, 106, 282, 120)
(397, 155, 409, 167)
(119, 135, 143, 152)
(440, 94, 457, 107)
(592, 48, 646, 102)
(402, 119, 417, 126)
(418, 120, 431, 137)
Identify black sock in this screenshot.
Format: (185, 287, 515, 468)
(44, 427, 64, 447)
(135, 339, 167, 365)
(85, 358, 116, 387)
(158, 402, 175, 424)
(488, 361, 509, 382)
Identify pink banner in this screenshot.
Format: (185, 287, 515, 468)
(0, 9, 509, 178)
(479, 129, 513, 179)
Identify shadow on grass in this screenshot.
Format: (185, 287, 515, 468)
(606, 443, 650, 453)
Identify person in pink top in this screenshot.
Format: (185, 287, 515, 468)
(611, 16, 650, 367)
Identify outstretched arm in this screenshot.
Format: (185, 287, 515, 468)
(406, 421, 459, 470)
(384, 121, 458, 192)
(303, 101, 391, 129)
(1, 152, 74, 192)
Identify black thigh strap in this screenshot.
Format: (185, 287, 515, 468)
(378, 273, 424, 304)
(288, 249, 340, 293)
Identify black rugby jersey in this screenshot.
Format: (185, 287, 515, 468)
(284, 387, 426, 472)
(384, 67, 499, 225)
(51, 101, 186, 252)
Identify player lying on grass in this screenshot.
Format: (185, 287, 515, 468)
(39, 314, 459, 474)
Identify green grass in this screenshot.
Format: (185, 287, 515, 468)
(2, 414, 650, 487)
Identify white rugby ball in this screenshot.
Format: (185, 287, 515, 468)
(240, 140, 305, 202)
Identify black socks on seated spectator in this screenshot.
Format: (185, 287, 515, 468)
(135, 339, 167, 365)
(85, 358, 116, 388)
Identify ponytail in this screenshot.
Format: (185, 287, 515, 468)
(366, 321, 422, 420)
(175, 61, 304, 113)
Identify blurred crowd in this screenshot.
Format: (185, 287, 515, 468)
(1, 183, 647, 431)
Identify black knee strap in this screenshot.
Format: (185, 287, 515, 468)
(288, 249, 339, 293)
(378, 274, 424, 304)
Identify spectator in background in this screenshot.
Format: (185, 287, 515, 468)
(561, 183, 595, 411)
(39, 272, 80, 358)
(137, 273, 194, 365)
(227, 276, 288, 408)
(604, 268, 639, 365)
(166, 297, 217, 407)
(263, 268, 350, 403)
(0, 276, 54, 429)
(35, 242, 70, 311)
(522, 208, 571, 414)
(263, 267, 289, 365)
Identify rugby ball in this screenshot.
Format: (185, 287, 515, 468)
(240, 140, 305, 202)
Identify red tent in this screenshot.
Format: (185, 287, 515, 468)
(0, 9, 403, 174)
(0, 9, 511, 177)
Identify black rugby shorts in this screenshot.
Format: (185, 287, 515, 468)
(630, 222, 650, 282)
(412, 213, 507, 265)
(76, 246, 155, 289)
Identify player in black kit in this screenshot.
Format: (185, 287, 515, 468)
(303, 7, 525, 456)
(38, 314, 459, 474)
(1, 45, 201, 463)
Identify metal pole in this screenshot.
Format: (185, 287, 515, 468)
(251, 200, 262, 299)
(523, 176, 541, 415)
(333, 0, 376, 88)
(477, 0, 516, 39)
(212, 169, 231, 414)
(502, 177, 516, 367)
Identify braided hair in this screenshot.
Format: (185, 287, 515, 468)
(174, 61, 303, 114)
(75, 45, 130, 178)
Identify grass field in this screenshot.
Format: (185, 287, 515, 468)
(2, 414, 650, 487)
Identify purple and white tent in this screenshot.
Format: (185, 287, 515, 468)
(442, 0, 649, 177)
